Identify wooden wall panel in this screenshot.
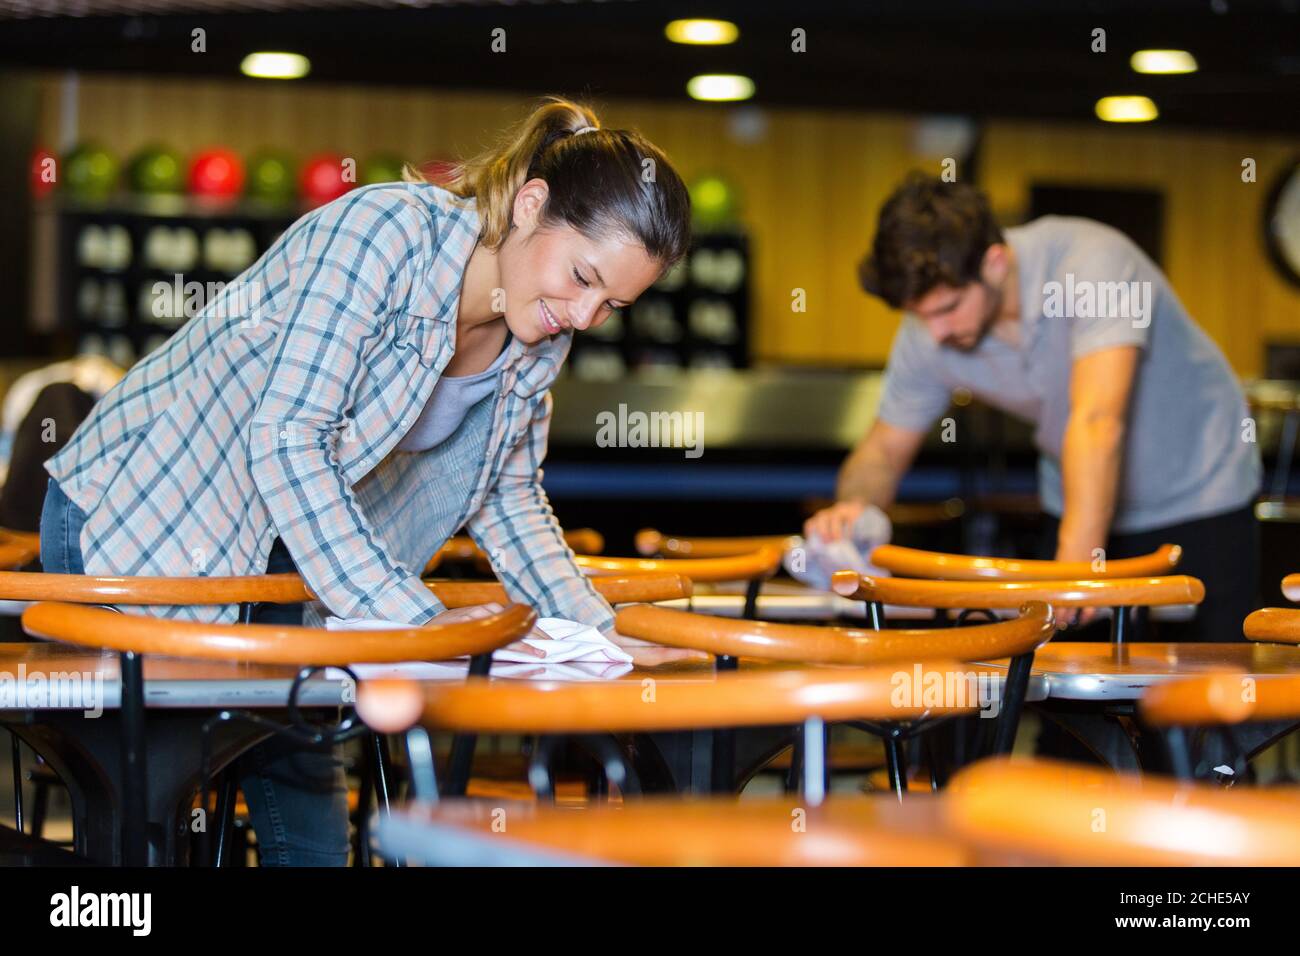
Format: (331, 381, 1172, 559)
(31, 73, 1300, 374)
(982, 121, 1300, 376)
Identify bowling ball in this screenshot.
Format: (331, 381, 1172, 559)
(128, 146, 184, 194)
(300, 153, 354, 207)
(63, 144, 119, 200)
(361, 154, 405, 185)
(689, 174, 740, 228)
(247, 152, 296, 204)
(189, 148, 246, 198)
(30, 147, 57, 199)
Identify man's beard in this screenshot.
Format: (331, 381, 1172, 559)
(945, 282, 1001, 352)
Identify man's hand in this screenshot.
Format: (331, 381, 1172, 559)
(804, 500, 866, 543)
(429, 602, 552, 658)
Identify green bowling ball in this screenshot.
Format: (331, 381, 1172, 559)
(247, 152, 297, 204)
(127, 146, 184, 194)
(689, 174, 740, 228)
(361, 154, 405, 186)
(64, 144, 119, 201)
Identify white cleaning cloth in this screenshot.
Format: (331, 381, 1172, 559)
(323, 615, 633, 671)
(333, 659, 634, 683)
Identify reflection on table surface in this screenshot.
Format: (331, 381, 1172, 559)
(1005, 641, 1300, 676)
(976, 641, 1300, 702)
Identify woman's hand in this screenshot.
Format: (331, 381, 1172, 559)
(602, 627, 710, 666)
(428, 602, 552, 659)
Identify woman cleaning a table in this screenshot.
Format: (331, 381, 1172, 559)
(40, 96, 692, 865)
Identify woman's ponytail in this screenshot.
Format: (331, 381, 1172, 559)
(408, 95, 690, 268)
(407, 97, 598, 247)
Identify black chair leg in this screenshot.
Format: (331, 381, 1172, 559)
(783, 734, 803, 794)
(29, 772, 50, 839)
(710, 655, 739, 793)
(883, 731, 907, 801)
(11, 733, 23, 835)
(1164, 726, 1195, 780)
(990, 652, 1035, 756)
(444, 652, 493, 797)
(742, 578, 762, 620)
(369, 732, 403, 867)
(353, 739, 374, 868)
(119, 650, 150, 866)
(711, 728, 736, 794)
(211, 773, 237, 867)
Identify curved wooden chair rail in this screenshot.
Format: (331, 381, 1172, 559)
(0, 528, 42, 569)
(19, 600, 537, 667)
(1282, 574, 1300, 604)
(613, 601, 1053, 665)
(869, 543, 1181, 582)
(0, 570, 314, 604)
(1243, 607, 1300, 645)
(431, 572, 693, 608)
(634, 529, 796, 559)
(423, 528, 605, 574)
(831, 571, 1206, 609)
(944, 756, 1300, 866)
(0, 569, 690, 611)
(574, 547, 783, 583)
(357, 661, 979, 736)
(390, 797, 968, 867)
(1139, 671, 1300, 726)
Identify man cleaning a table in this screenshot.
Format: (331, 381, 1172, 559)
(806, 173, 1261, 641)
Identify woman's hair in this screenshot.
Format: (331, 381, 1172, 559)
(858, 173, 1005, 308)
(406, 96, 691, 268)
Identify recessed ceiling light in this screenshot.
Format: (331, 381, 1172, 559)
(687, 74, 755, 102)
(1131, 49, 1198, 74)
(241, 52, 311, 80)
(665, 19, 740, 45)
(1095, 95, 1159, 122)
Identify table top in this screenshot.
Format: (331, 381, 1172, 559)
(8, 637, 1290, 711)
(978, 642, 1300, 701)
(0, 640, 1051, 711)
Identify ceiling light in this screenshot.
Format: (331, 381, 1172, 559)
(1095, 95, 1158, 123)
(241, 52, 311, 80)
(665, 19, 740, 45)
(687, 74, 755, 102)
(1131, 49, 1198, 74)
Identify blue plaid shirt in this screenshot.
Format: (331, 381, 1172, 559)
(45, 183, 616, 630)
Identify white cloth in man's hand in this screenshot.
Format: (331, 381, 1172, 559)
(783, 504, 893, 590)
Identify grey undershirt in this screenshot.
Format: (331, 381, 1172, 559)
(395, 334, 511, 452)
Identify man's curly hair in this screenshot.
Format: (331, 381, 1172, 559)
(858, 173, 1004, 309)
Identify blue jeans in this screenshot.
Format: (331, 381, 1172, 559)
(40, 477, 350, 866)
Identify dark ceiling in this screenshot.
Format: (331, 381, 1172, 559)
(1, 0, 1298, 134)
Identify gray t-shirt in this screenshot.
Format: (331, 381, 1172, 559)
(876, 215, 1261, 533)
(395, 334, 511, 452)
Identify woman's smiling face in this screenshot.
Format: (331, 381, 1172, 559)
(496, 178, 663, 344)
